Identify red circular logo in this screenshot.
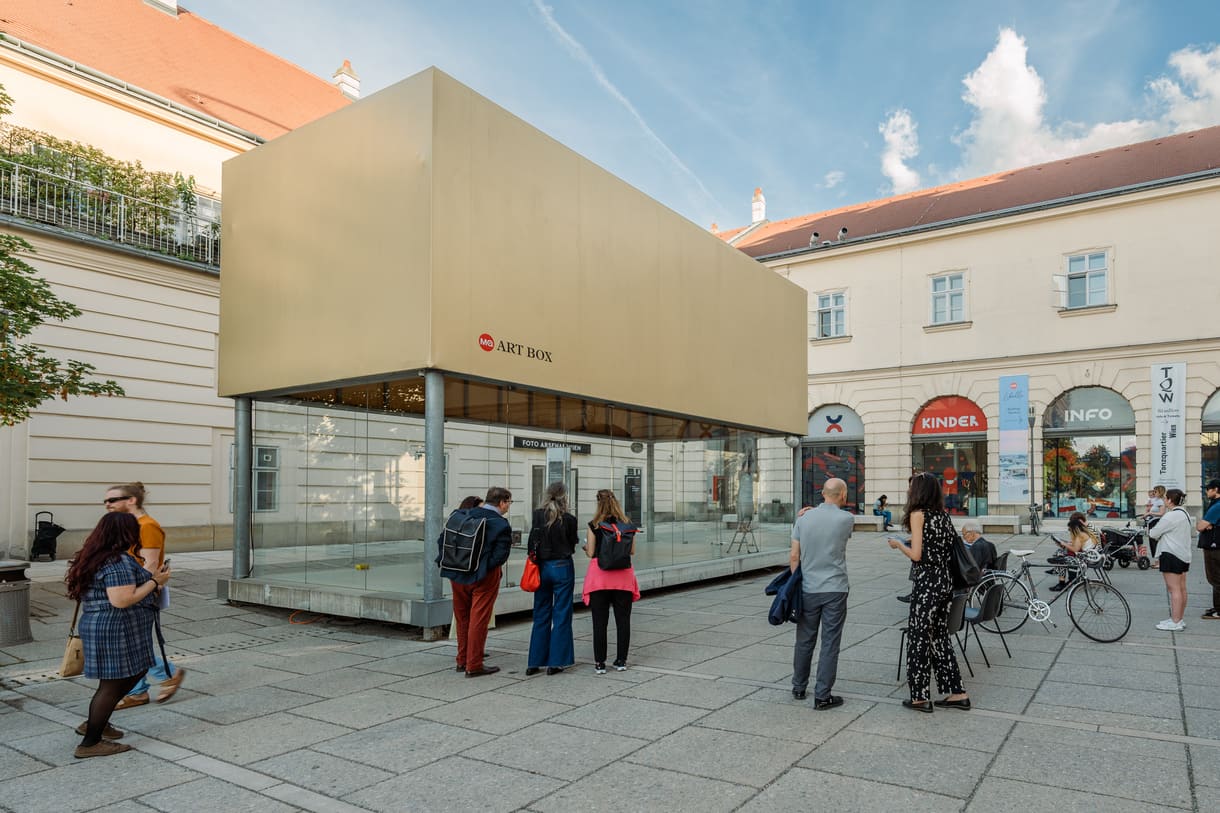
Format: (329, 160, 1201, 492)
(477, 333, 495, 352)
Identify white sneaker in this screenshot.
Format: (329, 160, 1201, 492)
(1155, 619, 1185, 631)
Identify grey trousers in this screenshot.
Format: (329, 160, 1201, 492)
(792, 591, 848, 700)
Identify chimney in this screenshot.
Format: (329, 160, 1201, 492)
(145, 0, 179, 16)
(710, 222, 719, 234)
(751, 188, 766, 223)
(332, 60, 361, 100)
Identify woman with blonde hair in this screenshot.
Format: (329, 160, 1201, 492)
(583, 489, 640, 674)
(526, 482, 579, 676)
(104, 482, 186, 707)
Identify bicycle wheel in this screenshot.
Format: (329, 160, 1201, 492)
(1028, 510, 1041, 536)
(1067, 579, 1131, 643)
(972, 574, 1031, 634)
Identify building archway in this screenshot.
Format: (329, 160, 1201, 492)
(911, 396, 988, 515)
(802, 404, 865, 513)
(1042, 386, 1135, 518)
(1203, 389, 1220, 501)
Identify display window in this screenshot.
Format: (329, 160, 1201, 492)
(1043, 387, 1136, 518)
(911, 396, 988, 515)
(802, 405, 865, 513)
(1203, 389, 1220, 502)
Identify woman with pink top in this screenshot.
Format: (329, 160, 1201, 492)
(583, 489, 640, 674)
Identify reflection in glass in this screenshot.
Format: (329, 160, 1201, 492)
(911, 441, 987, 516)
(1043, 435, 1136, 519)
(800, 445, 865, 513)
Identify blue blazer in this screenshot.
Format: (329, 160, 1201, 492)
(765, 566, 803, 625)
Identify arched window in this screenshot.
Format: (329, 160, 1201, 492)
(1043, 387, 1135, 519)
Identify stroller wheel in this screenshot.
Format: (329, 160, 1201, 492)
(1118, 558, 1130, 568)
(1137, 556, 1151, 570)
(1103, 558, 1114, 571)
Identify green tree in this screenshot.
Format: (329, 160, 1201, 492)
(1, 233, 124, 425)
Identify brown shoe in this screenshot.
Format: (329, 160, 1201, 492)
(75, 722, 124, 740)
(114, 692, 149, 711)
(465, 666, 501, 678)
(156, 668, 185, 703)
(74, 741, 132, 759)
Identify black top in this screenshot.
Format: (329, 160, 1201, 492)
(529, 509, 578, 560)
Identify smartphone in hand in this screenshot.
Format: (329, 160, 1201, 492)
(887, 534, 911, 547)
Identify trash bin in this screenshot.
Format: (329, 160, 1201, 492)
(0, 560, 33, 647)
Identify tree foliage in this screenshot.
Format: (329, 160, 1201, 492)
(0, 233, 124, 425)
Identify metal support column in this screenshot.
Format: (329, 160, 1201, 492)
(422, 370, 446, 639)
(232, 397, 253, 580)
(645, 441, 656, 537)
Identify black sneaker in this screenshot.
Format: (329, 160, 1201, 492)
(594, 662, 607, 674)
(612, 660, 627, 672)
(814, 695, 844, 710)
(792, 689, 807, 700)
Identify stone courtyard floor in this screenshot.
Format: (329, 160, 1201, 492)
(1, 532, 1217, 812)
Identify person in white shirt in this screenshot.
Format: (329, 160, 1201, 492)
(1149, 488, 1192, 631)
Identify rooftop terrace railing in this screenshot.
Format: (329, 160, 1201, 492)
(0, 156, 220, 267)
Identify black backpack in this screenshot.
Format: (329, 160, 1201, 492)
(438, 509, 487, 572)
(595, 520, 638, 570)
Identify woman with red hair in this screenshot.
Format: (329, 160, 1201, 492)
(65, 512, 171, 759)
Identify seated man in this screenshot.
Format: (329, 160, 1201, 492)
(961, 520, 997, 571)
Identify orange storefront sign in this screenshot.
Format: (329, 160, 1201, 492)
(912, 397, 988, 435)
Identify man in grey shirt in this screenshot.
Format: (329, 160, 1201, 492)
(789, 477, 854, 710)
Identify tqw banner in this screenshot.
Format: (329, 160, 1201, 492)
(1150, 363, 1186, 491)
(998, 375, 1030, 504)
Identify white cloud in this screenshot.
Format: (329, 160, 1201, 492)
(821, 170, 845, 189)
(948, 29, 1220, 180)
(530, 0, 720, 213)
(879, 110, 921, 194)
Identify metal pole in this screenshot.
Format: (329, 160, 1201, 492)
(1028, 404, 1037, 534)
(792, 442, 801, 511)
(645, 441, 656, 536)
(232, 397, 253, 579)
(423, 370, 445, 603)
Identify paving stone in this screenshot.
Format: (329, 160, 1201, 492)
(104, 707, 215, 743)
(802, 730, 990, 798)
(1053, 645, 1177, 673)
(0, 708, 62, 741)
(168, 711, 349, 763)
(353, 650, 459, 677)
(250, 750, 395, 798)
(629, 725, 812, 787)
(170, 685, 319, 725)
(0, 751, 199, 813)
(616, 674, 758, 710)
(846, 702, 1014, 750)
(161, 602, 251, 622)
(329, 638, 442, 659)
(497, 669, 641, 705)
(1033, 680, 1181, 719)
(0, 744, 48, 781)
(271, 665, 403, 698)
(531, 760, 754, 813)
(139, 777, 295, 813)
(89, 802, 159, 813)
(161, 617, 266, 638)
(1183, 707, 1220, 739)
(964, 776, 1185, 812)
(1006, 721, 1186, 760)
(171, 664, 297, 694)
(739, 766, 963, 812)
(629, 641, 734, 664)
(414, 689, 573, 735)
(244, 650, 376, 676)
(549, 695, 708, 740)
(698, 696, 860, 745)
(990, 732, 1192, 808)
(312, 717, 492, 773)
(350, 755, 563, 813)
(1022, 702, 1184, 735)
(958, 663, 1048, 691)
(383, 669, 516, 701)
(665, 630, 763, 649)
(462, 721, 648, 781)
(689, 654, 792, 681)
(291, 687, 441, 728)
(10, 679, 96, 707)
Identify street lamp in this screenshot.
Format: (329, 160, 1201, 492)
(1027, 404, 1038, 534)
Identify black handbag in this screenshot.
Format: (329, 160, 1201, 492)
(949, 528, 982, 588)
(1199, 525, 1219, 551)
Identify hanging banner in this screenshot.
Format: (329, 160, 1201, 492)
(998, 375, 1030, 504)
(1150, 363, 1186, 490)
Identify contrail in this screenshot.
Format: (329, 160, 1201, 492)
(532, 0, 722, 214)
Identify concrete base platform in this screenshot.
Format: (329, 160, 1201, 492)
(217, 547, 790, 628)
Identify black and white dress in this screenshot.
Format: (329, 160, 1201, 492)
(905, 509, 965, 701)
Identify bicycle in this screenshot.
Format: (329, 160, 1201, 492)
(970, 538, 1131, 643)
(1027, 502, 1042, 536)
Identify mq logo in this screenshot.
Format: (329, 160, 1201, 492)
(476, 332, 553, 363)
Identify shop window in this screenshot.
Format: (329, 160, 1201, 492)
(930, 272, 966, 324)
(814, 291, 847, 339)
(1043, 387, 1136, 518)
(1057, 251, 1109, 309)
(801, 445, 865, 513)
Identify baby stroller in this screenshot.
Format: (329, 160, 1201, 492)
(1098, 524, 1151, 570)
(30, 511, 66, 562)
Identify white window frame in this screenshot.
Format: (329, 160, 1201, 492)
(929, 271, 967, 325)
(813, 290, 848, 339)
(229, 444, 280, 513)
(1056, 250, 1110, 309)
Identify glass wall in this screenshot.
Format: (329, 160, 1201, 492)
(911, 440, 988, 515)
(248, 388, 795, 597)
(800, 445, 865, 513)
(1042, 387, 1137, 519)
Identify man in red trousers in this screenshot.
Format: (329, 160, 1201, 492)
(440, 486, 514, 676)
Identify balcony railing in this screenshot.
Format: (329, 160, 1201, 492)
(0, 156, 220, 267)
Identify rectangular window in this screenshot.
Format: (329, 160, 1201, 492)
(230, 445, 280, 513)
(815, 292, 846, 338)
(1066, 251, 1108, 308)
(930, 272, 966, 324)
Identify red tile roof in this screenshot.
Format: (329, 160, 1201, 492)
(0, 0, 349, 140)
(726, 125, 1220, 259)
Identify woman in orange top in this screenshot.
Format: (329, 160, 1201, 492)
(104, 482, 185, 707)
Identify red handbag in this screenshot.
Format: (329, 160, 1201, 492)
(520, 554, 541, 592)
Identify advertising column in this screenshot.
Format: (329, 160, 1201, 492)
(1151, 363, 1186, 491)
(998, 375, 1030, 504)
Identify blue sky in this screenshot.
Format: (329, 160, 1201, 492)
(187, 0, 1220, 229)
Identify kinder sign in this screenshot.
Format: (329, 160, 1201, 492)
(913, 397, 988, 436)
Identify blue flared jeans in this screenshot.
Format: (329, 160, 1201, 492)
(528, 557, 576, 669)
